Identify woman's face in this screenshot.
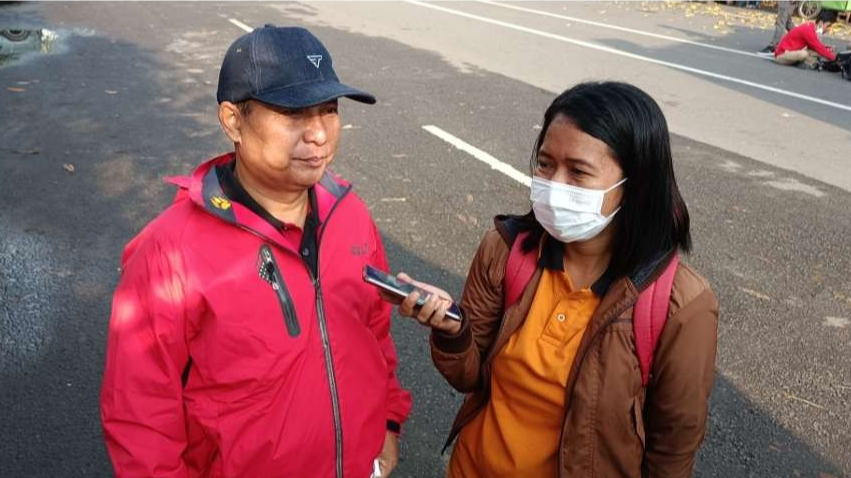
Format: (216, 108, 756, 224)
(535, 115, 625, 216)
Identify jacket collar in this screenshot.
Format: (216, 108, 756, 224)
(493, 213, 673, 296)
(165, 152, 351, 252)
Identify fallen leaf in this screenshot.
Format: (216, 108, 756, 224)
(105, 90, 118, 95)
(13, 148, 40, 155)
(62, 163, 75, 173)
(739, 287, 771, 301)
(7, 87, 25, 93)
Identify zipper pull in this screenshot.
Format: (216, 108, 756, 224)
(257, 244, 301, 338)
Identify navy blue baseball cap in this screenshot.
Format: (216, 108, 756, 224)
(217, 25, 376, 108)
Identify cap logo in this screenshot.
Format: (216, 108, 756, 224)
(307, 55, 323, 68)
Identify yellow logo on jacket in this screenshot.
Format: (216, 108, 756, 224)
(210, 196, 232, 210)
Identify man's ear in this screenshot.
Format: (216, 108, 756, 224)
(219, 101, 243, 144)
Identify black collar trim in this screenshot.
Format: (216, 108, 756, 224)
(216, 160, 320, 232)
(538, 234, 615, 296)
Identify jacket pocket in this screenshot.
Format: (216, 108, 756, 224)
(633, 396, 646, 449)
(257, 244, 300, 337)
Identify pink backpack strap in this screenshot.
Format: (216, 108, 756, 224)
(633, 254, 679, 387)
(504, 231, 538, 309)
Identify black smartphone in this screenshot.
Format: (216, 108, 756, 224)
(363, 265, 462, 321)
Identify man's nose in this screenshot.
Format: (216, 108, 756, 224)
(303, 113, 328, 145)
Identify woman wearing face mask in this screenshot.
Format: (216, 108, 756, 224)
(380, 81, 718, 478)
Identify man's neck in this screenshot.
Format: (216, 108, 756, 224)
(233, 162, 309, 228)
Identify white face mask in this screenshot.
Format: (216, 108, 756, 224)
(816, 26, 824, 36)
(530, 176, 627, 243)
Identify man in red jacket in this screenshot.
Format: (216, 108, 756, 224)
(774, 10, 838, 68)
(100, 25, 412, 478)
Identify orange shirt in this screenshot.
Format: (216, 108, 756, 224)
(448, 267, 601, 478)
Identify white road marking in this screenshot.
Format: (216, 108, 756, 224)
(229, 18, 254, 33)
(477, 0, 764, 59)
(719, 160, 743, 172)
(824, 317, 850, 328)
(763, 178, 825, 197)
(422, 125, 532, 188)
(405, 1, 851, 113)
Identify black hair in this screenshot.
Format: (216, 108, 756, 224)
(236, 100, 252, 117)
(522, 81, 692, 279)
(817, 10, 838, 24)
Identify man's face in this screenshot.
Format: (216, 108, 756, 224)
(231, 99, 341, 192)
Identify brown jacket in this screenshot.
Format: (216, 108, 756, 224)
(431, 222, 718, 478)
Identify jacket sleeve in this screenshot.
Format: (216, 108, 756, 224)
(100, 234, 191, 478)
(430, 229, 506, 393)
(804, 24, 837, 60)
(369, 221, 412, 431)
(642, 277, 719, 478)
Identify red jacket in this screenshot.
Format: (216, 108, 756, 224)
(775, 22, 836, 61)
(101, 153, 412, 478)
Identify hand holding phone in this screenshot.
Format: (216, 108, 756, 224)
(364, 265, 463, 332)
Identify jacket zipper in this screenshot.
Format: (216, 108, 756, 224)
(442, 269, 538, 451)
(258, 244, 300, 337)
(198, 183, 352, 478)
(313, 279, 344, 478)
(312, 185, 351, 478)
(556, 252, 675, 476)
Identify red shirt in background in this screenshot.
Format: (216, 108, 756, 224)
(775, 22, 837, 61)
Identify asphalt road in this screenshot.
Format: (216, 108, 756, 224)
(1, 2, 849, 478)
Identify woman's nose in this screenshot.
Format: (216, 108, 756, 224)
(550, 166, 570, 185)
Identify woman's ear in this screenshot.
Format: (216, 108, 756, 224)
(219, 101, 243, 144)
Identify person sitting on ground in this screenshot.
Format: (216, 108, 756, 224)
(774, 10, 838, 68)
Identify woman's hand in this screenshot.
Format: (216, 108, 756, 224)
(377, 272, 462, 335)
